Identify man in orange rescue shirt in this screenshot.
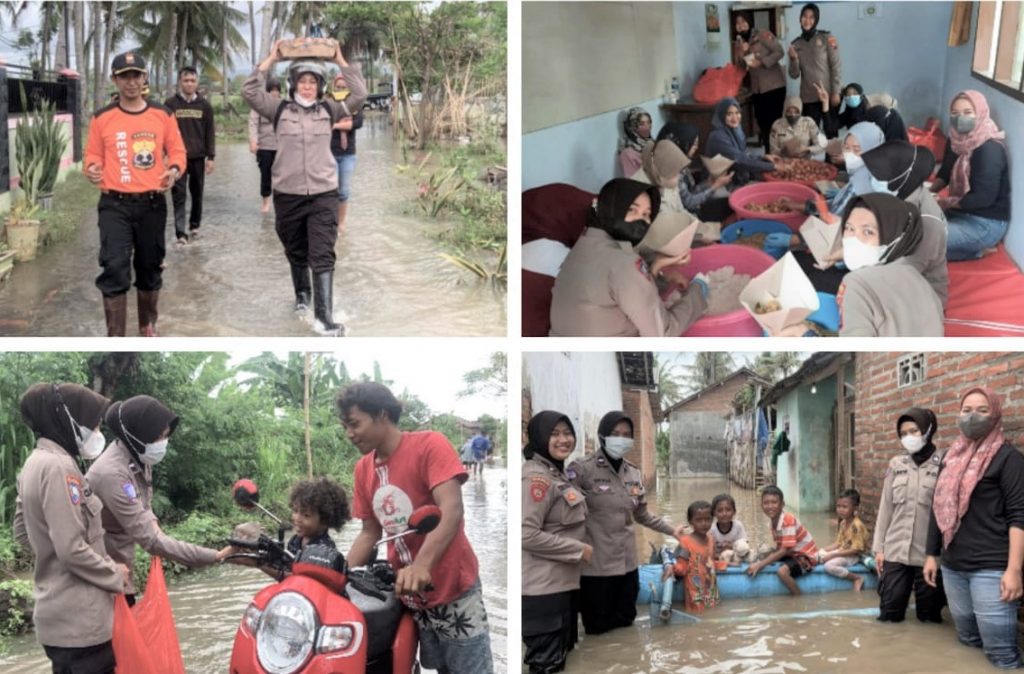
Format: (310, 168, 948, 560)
(84, 52, 186, 337)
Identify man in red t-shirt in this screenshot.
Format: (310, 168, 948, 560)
(337, 382, 493, 674)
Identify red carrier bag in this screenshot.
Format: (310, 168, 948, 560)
(113, 557, 186, 674)
(692, 64, 746, 105)
(908, 116, 946, 164)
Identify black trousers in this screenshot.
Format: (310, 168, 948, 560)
(523, 592, 576, 674)
(578, 570, 639, 635)
(878, 561, 946, 622)
(794, 249, 847, 295)
(43, 640, 115, 674)
(752, 87, 787, 149)
(256, 150, 277, 198)
(95, 192, 167, 296)
(273, 191, 338, 273)
(803, 101, 840, 139)
(171, 156, 207, 235)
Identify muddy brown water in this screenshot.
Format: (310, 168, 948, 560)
(0, 114, 505, 336)
(0, 467, 507, 673)
(533, 476, 1005, 674)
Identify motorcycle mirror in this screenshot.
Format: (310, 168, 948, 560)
(233, 479, 260, 510)
(407, 505, 442, 535)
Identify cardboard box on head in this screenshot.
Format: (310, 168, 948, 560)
(279, 37, 338, 60)
(739, 251, 820, 333)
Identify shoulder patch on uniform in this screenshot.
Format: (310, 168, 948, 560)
(66, 475, 83, 506)
(827, 35, 838, 50)
(635, 257, 650, 278)
(122, 481, 138, 503)
(566, 465, 578, 480)
(530, 477, 550, 502)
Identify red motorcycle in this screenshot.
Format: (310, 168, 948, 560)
(226, 479, 440, 674)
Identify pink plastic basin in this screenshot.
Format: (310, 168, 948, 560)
(729, 182, 818, 232)
(666, 244, 776, 337)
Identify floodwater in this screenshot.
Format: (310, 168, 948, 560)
(0, 113, 505, 336)
(541, 476, 1005, 674)
(0, 466, 508, 673)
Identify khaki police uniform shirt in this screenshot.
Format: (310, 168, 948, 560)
(549, 228, 707, 337)
(839, 261, 945, 337)
(733, 29, 786, 94)
(788, 30, 842, 103)
(522, 455, 588, 596)
(568, 452, 675, 577)
(768, 116, 827, 157)
(87, 440, 217, 594)
(13, 439, 123, 648)
(904, 188, 949, 308)
(872, 450, 944, 567)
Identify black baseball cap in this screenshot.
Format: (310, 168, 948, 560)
(111, 52, 147, 75)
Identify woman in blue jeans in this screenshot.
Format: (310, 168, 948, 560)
(930, 90, 1010, 261)
(331, 71, 364, 233)
(924, 386, 1024, 669)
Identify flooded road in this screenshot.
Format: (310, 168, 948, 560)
(0, 113, 505, 336)
(1, 466, 508, 673)
(543, 476, 1002, 674)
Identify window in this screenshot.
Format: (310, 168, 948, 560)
(972, 1, 1024, 102)
(897, 354, 926, 388)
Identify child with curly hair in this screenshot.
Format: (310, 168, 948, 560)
(286, 476, 351, 556)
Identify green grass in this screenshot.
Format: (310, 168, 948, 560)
(39, 170, 97, 244)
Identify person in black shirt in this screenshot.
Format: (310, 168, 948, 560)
(924, 387, 1024, 669)
(165, 66, 216, 244)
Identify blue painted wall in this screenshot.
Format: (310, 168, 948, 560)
(775, 377, 836, 513)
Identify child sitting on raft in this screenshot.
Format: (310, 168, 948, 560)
(819, 488, 870, 591)
(709, 493, 753, 565)
(746, 486, 819, 595)
(659, 500, 726, 620)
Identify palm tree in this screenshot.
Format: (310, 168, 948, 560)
(654, 354, 686, 410)
(682, 352, 737, 394)
(237, 352, 350, 409)
(751, 352, 805, 382)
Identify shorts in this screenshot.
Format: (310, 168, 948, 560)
(781, 556, 809, 578)
(414, 578, 494, 673)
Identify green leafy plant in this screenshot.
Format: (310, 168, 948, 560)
(6, 196, 41, 225)
(439, 242, 506, 284)
(0, 579, 33, 637)
(15, 84, 68, 206)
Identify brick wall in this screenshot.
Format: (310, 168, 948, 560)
(668, 375, 757, 477)
(853, 352, 1024, 524)
(622, 387, 656, 488)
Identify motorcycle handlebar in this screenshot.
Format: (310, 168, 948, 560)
(228, 538, 261, 550)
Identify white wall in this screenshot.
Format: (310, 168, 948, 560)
(524, 352, 623, 462)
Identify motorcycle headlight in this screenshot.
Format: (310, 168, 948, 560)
(316, 622, 363, 656)
(256, 592, 317, 674)
(243, 602, 263, 636)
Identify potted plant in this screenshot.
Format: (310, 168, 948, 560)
(15, 84, 67, 212)
(5, 197, 42, 262)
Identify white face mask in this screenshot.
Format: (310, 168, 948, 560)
(603, 436, 634, 459)
(293, 93, 317, 108)
(844, 152, 864, 173)
(139, 439, 168, 466)
(842, 236, 884, 270)
(80, 431, 107, 461)
(900, 434, 926, 454)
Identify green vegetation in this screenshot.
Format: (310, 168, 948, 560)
(0, 579, 32, 640)
(38, 171, 96, 245)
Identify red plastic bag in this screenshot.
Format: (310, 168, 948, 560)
(908, 116, 946, 164)
(692, 64, 746, 105)
(113, 557, 186, 674)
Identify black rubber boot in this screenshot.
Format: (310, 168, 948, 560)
(313, 270, 344, 335)
(290, 264, 312, 310)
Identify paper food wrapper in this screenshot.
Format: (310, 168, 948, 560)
(279, 37, 338, 59)
(695, 220, 721, 242)
(743, 53, 758, 66)
(739, 252, 821, 333)
(825, 138, 843, 157)
(701, 154, 735, 179)
(799, 215, 842, 268)
(666, 219, 700, 257)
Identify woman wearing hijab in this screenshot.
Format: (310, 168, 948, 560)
(568, 412, 683, 634)
(87, 395, 234, 605)
(924, 388, 1024, 669)
(656, 123, 733, 221)
(862, 141, 948, 306)
(930, 90, 1010, 261)
(522, 412, 590, 674)
(787, 3, 842, 135)
(732, 10, 786, 150)
(619, 107, 654, 177)
(705, 97, 778, 186)
(864, 105, 909, 143)
(13, 383, 127, 674)
(836, 83, 868, 133)
(768, 96, 826, 158)
(630, 138, 691, 215)
(549, 178, 707, 336)
(873, 407, 947, 623)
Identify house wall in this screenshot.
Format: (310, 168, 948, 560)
(667, 375, 751, 477)
(774, 377, 836, 513)
(622, 387, 657, 488)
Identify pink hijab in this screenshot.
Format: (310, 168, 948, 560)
(932, 387, 1005, 548)
(947, 90, 1006, 204)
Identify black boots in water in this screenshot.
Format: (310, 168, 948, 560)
(102, 294, 127, 337)
(313, 271, 344, 335)
(290, 264, 312, 310)
(137, 290, 160, 336)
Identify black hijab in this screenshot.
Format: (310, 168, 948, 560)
(839, 83, 866, 129)
(800, 3, 820, 41)
(598, 411, 634, 472)
(864, 106, 909, 142)
(20, 383, 110, 457)
(587, 178, 660, 246)
(106, 395, 179, 461)
(842, 192, 923, 264)
(657, 122, 700, 158)
(524, 411, 575, 472)
(862, 141, 936, 200)
(896, 407, 938, 466)
(734, 10, 754, 42)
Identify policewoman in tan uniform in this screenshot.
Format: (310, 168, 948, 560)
(568, 411, 683, 634)
(787, 3, 842, 135)
(873, 407, 947, 623)
(522, 411, 590, 674)
(13, 383, 128, 674)
(87, 395, 232, 604)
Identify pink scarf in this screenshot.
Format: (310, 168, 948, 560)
(932, 387, 1005, 549)
(947, 90, 1005, 205)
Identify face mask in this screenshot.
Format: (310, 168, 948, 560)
(785, 115, 800, 126)
(293, 93, 317, 108)
(951, 115, 976, 134)
(139, 439, 169, 466)
(844, 152, 864, 173)
(900, 434, 926, 454)
(80, 431, 107, 461)
(332, 89, 349, 101)
(603, 436, 634, 459)
(846, 95, 862, 109)
(607, 218, 650, 246)
(958, 413, 995, 441)
(842, 236, 883, 270)
(869, 175, 895, 196)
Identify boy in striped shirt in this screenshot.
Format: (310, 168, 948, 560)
(746, 485, 819, 594)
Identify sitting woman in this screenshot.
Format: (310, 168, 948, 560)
(629, 138, 691, 215)
(862, 141, 948, 307)
(705, 97, 778, 186)
(930, 90, 1010, 261)
(833, 83, 906, 141)
(769, 96, 826, 159)
(618, 107, 654, 178)
(550, 179, 707, 336)
(656, 123, 733, 222)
